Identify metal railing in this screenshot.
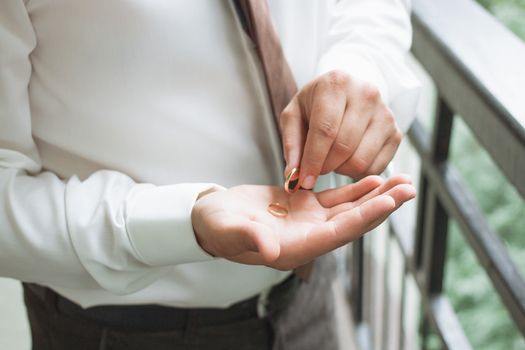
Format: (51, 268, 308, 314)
(346, 0, 525, 349)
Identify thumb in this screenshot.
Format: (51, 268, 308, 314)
(235, 221, 281, 263)
(280, 97, 305, 178)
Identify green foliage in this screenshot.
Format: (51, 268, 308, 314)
(433, 2, 525, 349)
(424, 329, 443, 350)
(477, 0, 525, 40)
(444, 117, 525, 350)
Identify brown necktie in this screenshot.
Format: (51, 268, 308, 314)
(234, 0, 313, 281)
(234, 0, 297, 134)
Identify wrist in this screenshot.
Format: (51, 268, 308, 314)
(191, 186, 224, 256)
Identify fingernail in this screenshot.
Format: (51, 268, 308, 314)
(302, 175, 316, 190)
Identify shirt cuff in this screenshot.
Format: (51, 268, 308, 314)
(125, 183, 224, 266)
(317, 51, 390, 105)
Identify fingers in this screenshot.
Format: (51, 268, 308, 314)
(280, 97, 306, 177)
(299, 75, 347, 189)
(366, 136, 402, 175)
(374, 183, 416, 208)
(328, 174, 413, 218)
(321, 107, 369, 174)
(311, 183, 416, 253)
(288, 72, 401, 185)
(316, 175, 383, 208)
(351, 174, 412, 207)
(306, 195, 397, 254)
(335, 119, 391, 179)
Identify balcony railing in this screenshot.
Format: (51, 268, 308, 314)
(346, 0, 525, 349)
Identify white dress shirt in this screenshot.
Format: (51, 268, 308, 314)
(0, 0, 420, 308)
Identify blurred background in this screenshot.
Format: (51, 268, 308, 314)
(1, 0, 524, 349)
(341, 0, 525, 349)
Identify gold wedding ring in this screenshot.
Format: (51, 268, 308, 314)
(267, 203, 288, 217)
(284, 167, 300, 194)
(269, 168, 298, 217)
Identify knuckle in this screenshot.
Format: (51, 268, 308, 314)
(279, 109, 293, 130)
(283, 140, 295, 155)
(325, 70, 351, 89)
(335, 160, 350, 173)
(393, 129, 403, 144)
(312, 120, 338, 139)
(350, 157, 370, 176)
(360, 83, 381, 102)
(383, 108, 396, 124)
(370, 163, 387, 176)
(332, 138, 354, 155)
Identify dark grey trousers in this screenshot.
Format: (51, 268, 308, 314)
(24, 254, 338, 350)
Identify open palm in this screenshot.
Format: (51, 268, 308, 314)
(191, 175, 415, 270)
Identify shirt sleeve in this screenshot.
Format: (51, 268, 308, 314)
(316, 0, 421, 132)
(0, 1, 215, 295)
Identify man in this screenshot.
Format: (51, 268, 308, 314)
(0, 0, 419, 349)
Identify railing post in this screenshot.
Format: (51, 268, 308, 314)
(351, 0, 525, 347)
(414, 98, 454, 349)
(350, 239, 365, 323)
